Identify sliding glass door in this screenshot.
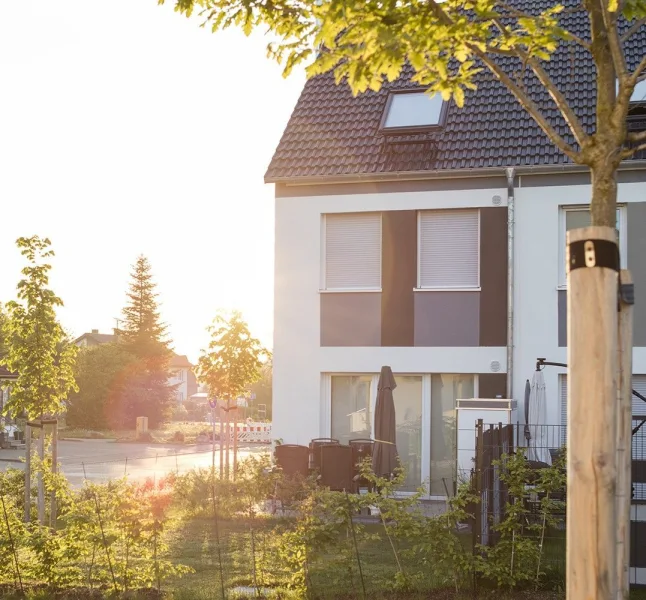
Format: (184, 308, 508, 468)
(328, 372, 475, 496)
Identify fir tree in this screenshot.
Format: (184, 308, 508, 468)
(120, 255, 169, 359)
(116, 255, 175, 429)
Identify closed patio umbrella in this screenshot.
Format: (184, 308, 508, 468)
(528, 369, 550, 464)
(372, 366, 398, 478)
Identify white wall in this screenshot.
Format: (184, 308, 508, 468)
(273, 185, 507, 444)
(168, 368, 189, 402)
(513, 179, 646, 426)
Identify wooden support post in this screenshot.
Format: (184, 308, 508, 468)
(50, 420, 58, 527)
(219, 409, 224, 480)
(224, 401, 230, 481)
(616, 270, 633, 600)
(211, 406, 217, 473)
(24, 424, 31, 523)
(37, 423, 45, 525)
(566, 226, 618, 600)
(233, 407, 238, 479)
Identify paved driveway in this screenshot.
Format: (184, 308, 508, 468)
(0, 439, 270, 487)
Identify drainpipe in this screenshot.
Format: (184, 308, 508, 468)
(505, 167, 515, 400)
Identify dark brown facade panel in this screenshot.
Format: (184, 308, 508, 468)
(381, 211, 417, 346)
(558, 290, 567, 347)
(414, 292, 480, 346)
(628, 202, 646, 347)
(320, 293, 381, 347)
(478, 373, 507, 399)
(479, 207, 508, 346)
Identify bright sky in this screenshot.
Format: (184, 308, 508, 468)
(0, 1, 305, 364)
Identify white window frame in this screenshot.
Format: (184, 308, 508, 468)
(415, 209, 481, 291)
(322, 372, 479, 499)
(320, 213, 382, 292)
(558, 205, 627, 289)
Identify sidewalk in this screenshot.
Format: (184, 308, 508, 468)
(0, 447, 25, 464)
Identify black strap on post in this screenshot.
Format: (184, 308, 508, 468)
(567, 239, 620, 274)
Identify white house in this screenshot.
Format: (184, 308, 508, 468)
(264, 19, 646, 501)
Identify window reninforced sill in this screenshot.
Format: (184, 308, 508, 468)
(319, 288, 382, 294)
(414, 287, 481, 292)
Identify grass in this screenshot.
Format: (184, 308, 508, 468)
(160, 516, 576, 600)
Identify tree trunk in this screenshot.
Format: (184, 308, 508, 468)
(590, 163, 618, 227)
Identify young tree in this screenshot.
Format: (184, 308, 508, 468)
(65, 343, 136, 430)
(164, 0, 646, 228)
(0, 237, 77, 420)
(118, 255, 175, 429)
(198, 310, 269, 402)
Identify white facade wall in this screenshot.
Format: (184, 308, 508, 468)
(169, 368, 189, 403)
(513, 178, 646, 426)
(274, 177, 646, 448)
(273, 185, 508, 445)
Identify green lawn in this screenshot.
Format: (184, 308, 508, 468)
(162, 516, 576, 600)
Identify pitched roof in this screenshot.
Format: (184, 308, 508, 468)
(266, 2, 646, 182)
(74, 332, 116, 345)
(170, 354, 193, 368)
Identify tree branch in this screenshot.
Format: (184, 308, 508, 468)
(471, 49, 581, 162)
(633, 54, 646, 80)
(626, 128, 646, 143)
(620, 17, 646, 43)
(600, 2, 627, 77)
(490, 16, 588, 146)
(620, 142, 646, 159)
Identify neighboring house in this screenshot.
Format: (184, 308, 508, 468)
(73, 330, 197, 402)
(74, 329, 118, 347)
(0, 365, 17, 418)
(169, 354, 198, 403)
(266, 16, 646, 497)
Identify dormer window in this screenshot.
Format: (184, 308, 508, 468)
(631, 79, 646, 103)
(380, 90, 446, 133)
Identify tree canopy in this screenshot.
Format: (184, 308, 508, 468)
(0, 237, 77, 419)
(163, 0, 646, 226)
(198, 310, 269, 405)
(120, 255, 170, 359)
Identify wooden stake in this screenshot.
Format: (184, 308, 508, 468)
(616, 270, 633, 600)
(566, 226, 618, 600)
(225, 401, 230, 481)
(50, 420, 58, 527)
(24, 425, 31, 523)
(219, 409, 224, 480)
(37, 424, 45, 525)
(233, 407, 238, 478)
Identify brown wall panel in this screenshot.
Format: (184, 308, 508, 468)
(321, 293, 381, 346)
(479, 207, 508, 346)
(478, 373, 507, 399)
(381, 211, 417, 346)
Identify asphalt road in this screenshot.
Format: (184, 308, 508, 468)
(0, 439, 270, 487)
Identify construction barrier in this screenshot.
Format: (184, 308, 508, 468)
(229, 421, 272, 444)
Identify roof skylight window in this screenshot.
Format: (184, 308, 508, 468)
(381, 91, 445, 131)
(631, 79, 646, 103)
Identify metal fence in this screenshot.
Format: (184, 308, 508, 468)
(472, 420, 646, 588)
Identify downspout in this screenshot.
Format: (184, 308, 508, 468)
(506, 167, 515, 400)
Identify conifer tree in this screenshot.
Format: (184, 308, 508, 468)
(116, 255, 175, 429)
(120, 255, 169, 359)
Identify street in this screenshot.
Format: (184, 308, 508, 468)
(0, 439, 270, 487)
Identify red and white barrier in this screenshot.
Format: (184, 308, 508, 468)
(227, 421, 272, 444)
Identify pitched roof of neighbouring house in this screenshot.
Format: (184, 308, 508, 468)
(74, 331, 116, 345)
(265, 2, 646, 182)
(170, 354, 193, 368)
